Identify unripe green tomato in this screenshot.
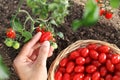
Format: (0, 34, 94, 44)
(13, 41, 20, 49)
(4, 38, 13, 47)
(51, 42, 58, 49)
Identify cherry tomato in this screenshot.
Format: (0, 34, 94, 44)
(55, 71, 62, 80)
(92, 60, 101, 67)
(76, 56, 85, 65)
(84, 75, 91, 80)
(97, 45, 110, 53)
(100, 9, 105, 16)
(100, 66, 107, 77)
(111, 54, 120, 64)
(36, 27, 45, 34)
(59, 58, 68, 67)
(73, 73, 84, 80)
(6, 28, 16, 39)
(99, 53, 107, 63)
(116, 72, 120, 77)
(63, 73, 70, 80)
(112, 75, 120, 80)
(115, 63, 120, 71)
(92, 72, 100, 80)
(107, 53, 113, 59)
(89, 50, 99, 60)
(74, 65, 84, 73)
(85, 57, 91, 64)
(105, 12, 113, 19)
(80, 48, 89, 57)
(87, 44, 97, 50)
(58, 67, 66, 73)
(66, 61, 75, 73)
(69, 51, 80, 60)
(39, 31, 52, 43)
(86, 65, 97, 73)
(106, 60, 114, 72)
(105, 74, 112, 80)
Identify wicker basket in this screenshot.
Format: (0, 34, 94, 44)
(48, 40, 120, 80)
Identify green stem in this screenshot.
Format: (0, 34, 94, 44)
(19, 10, 35, 32)
(13, 0, 24, 20)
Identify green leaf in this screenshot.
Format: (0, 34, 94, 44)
(22, 31, 32, 42)
(110, 0, 120, 8)
(56, 32, 64, 39)
(11, 18, 23, 32)
(72, 19, 83, 30)
(50, 19, 58, 26)
(48, 3, 58, 11)
(72, 0, 99, 30)
(0, 55, 9, 80)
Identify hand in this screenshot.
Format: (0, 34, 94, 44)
(13, 32, 54, 80)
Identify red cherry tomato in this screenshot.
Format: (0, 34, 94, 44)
(74, 65, 84, 73)
(92, 60, 101, 67)
(63, 73, 70, 80)
(59, 58, 68, 67)
(55, 71, 63, 80)
(6, 28, 16, 39)
(115, 63, 120, 71)
(105, 74, 112, 80)
(39, 31, 52, 43)
(89, 50, 99, 60)
(111, 54, 120, 64)
(66, 61, 75, 73)
(87, 44, 97, 50)
(84, 75, 91, 80)
(76, 56, 85, 65)
(86, 65, 97, 73)
(100, 9, 105, 16)
(98, 45, 110, 53)
(85, 57, 91, 64)
(116, 72, 120, 77)
(107, 53, 113, 59)
(73, 73, 84, 80)
(105, 12, 113, 19)
(106, 59, 114, 72)
(36, 27, 45, 33)
(80, 48, 89, 57)
(100, 66, 107, 77)
(58, 67, 66, 73)
(99, 53, 107, 63)
(112, 75, 120, 80)
(92, 72, 100, 80)
(69, 51, 80, 60)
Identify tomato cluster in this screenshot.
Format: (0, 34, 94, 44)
(96, 0, 113, 19)
(55, 44, 120, 80)
(36, 26, 57, 49)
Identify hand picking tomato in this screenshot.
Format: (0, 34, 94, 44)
(6, 28, 16, 39)
(55, 44, 120, 80)
(39, 31, 52, 43)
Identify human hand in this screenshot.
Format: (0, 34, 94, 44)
(13, 32, 54, 80)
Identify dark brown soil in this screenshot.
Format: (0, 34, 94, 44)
(0, 0, 120, 80)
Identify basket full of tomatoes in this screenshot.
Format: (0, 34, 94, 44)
(48, 40, 120, 80)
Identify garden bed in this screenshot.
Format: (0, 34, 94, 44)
(0, 0, 120, 80)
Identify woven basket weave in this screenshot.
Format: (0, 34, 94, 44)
(48, 40, 120, 80)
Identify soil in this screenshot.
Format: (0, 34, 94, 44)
(0, 0, 120, 80)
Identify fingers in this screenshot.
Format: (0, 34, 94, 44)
(48, 46, 54, 57)
(34, 41, 50, 67)
(19, 32, 42, 57)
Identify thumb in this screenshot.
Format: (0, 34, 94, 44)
(34, 41, 50, 67)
